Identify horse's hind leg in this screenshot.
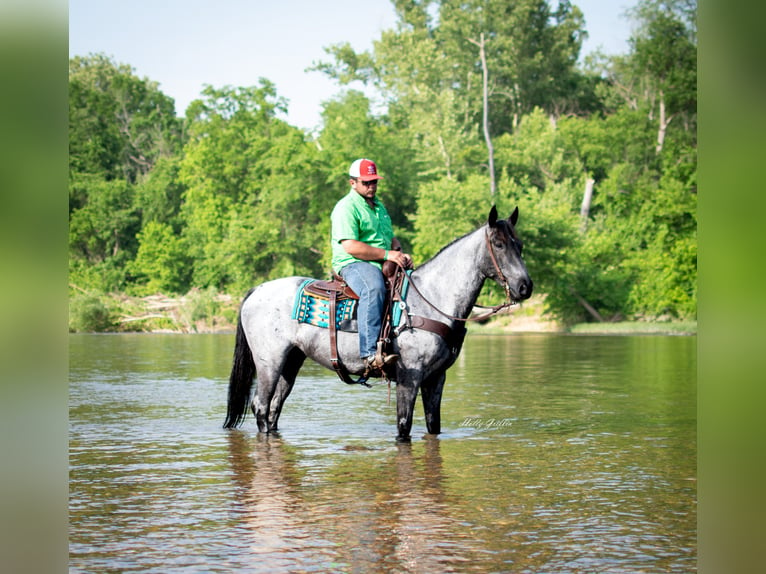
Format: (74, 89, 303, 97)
(252, 347, 306, 433)
(266, 347, 305, 432)
(421, 370, 446, 435)
(252, 368, 279, 433)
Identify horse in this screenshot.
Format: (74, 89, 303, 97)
(224, 205, 533, 442)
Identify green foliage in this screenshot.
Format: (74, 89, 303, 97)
(69, 173, 139, 261)
(495, 107, 586, 191)
(128, 221, 191, 295)
(133, 156, 186, 230)
(183, 287, 224, 324)
(179, 83, 330, 293)
(412, 174, 493, 263)
(626, 226, 697, 319)
(69, 292, 116, 332)
(513, 180, 581, 295)
(69, 54, 186, 293)
(69, 54, 183, 183)
(67, 0, 696, 328)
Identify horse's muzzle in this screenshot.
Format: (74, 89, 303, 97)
(514, 278, 533, 301)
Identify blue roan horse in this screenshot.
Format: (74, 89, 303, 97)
(224, 206, 533, 441)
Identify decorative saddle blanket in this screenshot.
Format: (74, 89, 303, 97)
(291, 275, 412, 332)
(291, 279, 359, 332)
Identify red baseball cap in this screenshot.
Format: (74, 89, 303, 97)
(349, 158, 383, 181)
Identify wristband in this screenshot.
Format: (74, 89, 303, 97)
(384, 250, 388, 261)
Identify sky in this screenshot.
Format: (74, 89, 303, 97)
(69, 0, 637, 132)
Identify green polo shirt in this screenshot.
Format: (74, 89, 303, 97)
(331, 189, 394, 273)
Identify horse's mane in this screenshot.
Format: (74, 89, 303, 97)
(416, 218, 512, 272)
(416, 226, 479, 273)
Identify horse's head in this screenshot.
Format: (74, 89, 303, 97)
(485, 205, 533, 302)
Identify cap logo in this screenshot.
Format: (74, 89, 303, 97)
(349, 158, 383, 180)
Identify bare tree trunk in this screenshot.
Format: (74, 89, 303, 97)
(574, 178, 601, 320)
(437, 135, 453, 179)
(570, 287, 605, 322)
(580, 178, 595, 233)
(656, 91, 673, 154)
(469, 33, 496, 201)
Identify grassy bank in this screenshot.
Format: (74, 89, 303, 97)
(68, 290, 696, 336)
(466, 295, 696, 335)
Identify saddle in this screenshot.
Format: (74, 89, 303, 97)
(306, 261, 457, 387)
(303, 278, 358, 301)
(308, 262, 401, 386)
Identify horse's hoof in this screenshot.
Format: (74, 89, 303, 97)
(396, 435, 412, 443)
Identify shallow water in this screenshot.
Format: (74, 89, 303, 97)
(70, 333, 696, 573)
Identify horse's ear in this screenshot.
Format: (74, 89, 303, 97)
(488, 205, 499, 227)
(509, 206, 519, 226)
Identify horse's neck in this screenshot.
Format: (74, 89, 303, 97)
(410, 228, 487, 320)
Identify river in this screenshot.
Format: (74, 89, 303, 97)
(69, 332, 696, 573)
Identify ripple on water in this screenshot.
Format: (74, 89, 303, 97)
(69, 333, 696, 573)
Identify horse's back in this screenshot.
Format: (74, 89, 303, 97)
(242, 276, 310, 315)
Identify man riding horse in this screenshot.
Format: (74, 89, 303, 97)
(330, 158, 412, 378)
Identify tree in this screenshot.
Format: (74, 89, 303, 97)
(179, 83, 328, 293)
(69, 54, 183, 183)
(128, 221, 191, 295)
(597, 1, 697, 154)
(69, 173, 139, 290)
(311, 0, 593, 184)
(69, 54, 184, 292)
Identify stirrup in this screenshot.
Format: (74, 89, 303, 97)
(352, 375, 372, 388)
(374, 341, 399, 367)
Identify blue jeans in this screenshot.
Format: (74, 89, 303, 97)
(340, 261, 386, 359)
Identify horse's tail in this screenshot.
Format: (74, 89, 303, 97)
(223, 289, 257, 429)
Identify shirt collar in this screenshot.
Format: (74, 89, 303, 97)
(348, 188, 380, 209)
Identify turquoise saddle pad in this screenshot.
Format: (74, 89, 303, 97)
(291, 274, 411, 332)
(291, 279, 358, 332)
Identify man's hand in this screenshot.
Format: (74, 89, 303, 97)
(387, 249, 413, 270)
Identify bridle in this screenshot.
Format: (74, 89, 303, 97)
(397, 225, 520, 324)
(484, 227, 513, 305)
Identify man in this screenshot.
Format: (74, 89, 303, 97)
(331, 158, 412, 376)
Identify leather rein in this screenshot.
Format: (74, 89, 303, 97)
(397, 227, 517, 325)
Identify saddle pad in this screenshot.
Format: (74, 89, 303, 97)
(291, 279, 357, 331)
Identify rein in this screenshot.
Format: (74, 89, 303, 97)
(398, 228, 516, 324)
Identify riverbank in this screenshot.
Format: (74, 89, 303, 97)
(69, 289, 696, 335)
(467, 295, 697, 335)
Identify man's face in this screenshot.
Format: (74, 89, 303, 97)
(351, 177, 379, 201)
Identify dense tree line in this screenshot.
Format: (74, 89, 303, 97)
(69, 0, 696, 324)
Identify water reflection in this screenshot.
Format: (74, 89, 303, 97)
(225, 431, 478, 572)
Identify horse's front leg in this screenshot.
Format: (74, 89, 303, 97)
(395, 370, 422, 442)
(420, 370, 446, 435)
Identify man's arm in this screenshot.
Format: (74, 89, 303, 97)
(340, 239, 385, 261)
(340, 239, 412, 268)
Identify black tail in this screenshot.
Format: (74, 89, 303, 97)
(223, 290, 256, 429)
